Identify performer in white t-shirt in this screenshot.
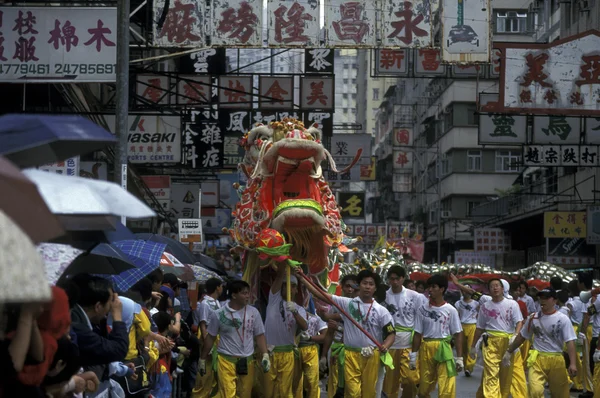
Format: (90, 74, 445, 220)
(507, 288, 577, 398)
(410, 274, 463, 398)
(454, 287, 479, 377)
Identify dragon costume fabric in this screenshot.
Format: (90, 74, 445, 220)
(226, 118, 359, 300)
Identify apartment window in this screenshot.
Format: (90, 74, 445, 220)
(351, 109, 357, 115)
(467, 150, 482, 171)
(495, 150, 520, 172)
(495, 11, 528, 33)
(352, 63, 358, 69)
(467, 201, 481, 216)
(352, 93, 357, 100)
(467, 104, 478, 125)
(343, 94, 348, 99)
(344, 64, 350, 69)
(343, 108, 348, 114)
(352, 79, 357, 84)
(373, 88, 380, 101)
(343, 79, 349, 84)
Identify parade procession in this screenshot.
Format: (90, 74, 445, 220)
(2, 0, 600, 397)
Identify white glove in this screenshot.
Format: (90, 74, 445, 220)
(502, 351, 512, 367)
(361, 346, 374, 357)
(593, 350, 600, 363)
(578, 332, 586, 345)
(299, 331, 311, 341)
(319, 356, 328, 372)
(261, 353, 271, 373)
(455, 357, 464, 372)
(199, 359, 206, 376)
(469, 346, 477, 359)
(286, 301, 298, 314)
(509, 335, 516, 345)
(409, 351, 417, 370)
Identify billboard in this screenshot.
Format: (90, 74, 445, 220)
(441, 0, 490, 63)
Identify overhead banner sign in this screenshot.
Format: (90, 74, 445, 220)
(104, 115, 181, 164)
(478, 114, 527, 145)
(151, 0, 436, 48)
(0, 6, 117, 82)
(484, 30, 600, 116)
(523, 145, 600, 167)
(441, 0, 490, 63)
(543, 211, 586, 238)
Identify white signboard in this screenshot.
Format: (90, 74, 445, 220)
(478, 114, 527, 145)
(382, 0, 433, 48)
(586, 205, 600, 244)
(170, 184, 200, 219)
(392, 149, 413, 172)
(330, 134, 372, 165)
(211, 0, 262, 46)
(392, 128, 414, 147)
(454, 251, 496, 268)
(586, 117, 600, 144)
(104, 115, 181, 164)
(177, 76, 211, 105)
(259, 76, 294, 109)
(441, 0, 489, 63)
(38, 156, 80, 176)
(474, 228, 510, 253)
(178, 218, 203, 243)
(533, 116, 581, 144)
(136, 75, 170, 105)
(524, 145, 599, 167)
(325, 0, 376, 47)
(300, 76, 335, 110)
(267, 0, 320, 47)
(153, 0, 205, 47)
(0, 7, 116, 82)
(393, 173, 412, 192)
(503, 32, 600, 114)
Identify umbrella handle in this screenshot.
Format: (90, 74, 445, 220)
(286, 266, 292, 302)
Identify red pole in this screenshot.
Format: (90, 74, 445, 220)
(297, 271, 384, 351)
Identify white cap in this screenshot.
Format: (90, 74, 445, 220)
(501, 279, 512, 299)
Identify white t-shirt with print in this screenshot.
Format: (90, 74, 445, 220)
(299, 313, 327, 347)
(327, 305, 344, 342)
(414, 302, 462, 339)
(265, 291, 307, 347)
(567, 297, 585, 325)
(331, 296, 393, 349)
(476, 298, 523, 334)
(518, 294, 537, 315)
(589, 299, 600, 338)
(384, 288, 428, 349)
(558, 306, 570, 317)
(521, 311, 576, 353)
(198, 296, 222, 327)
(455, 299, 480, 324)
(208, 304, 265, 357)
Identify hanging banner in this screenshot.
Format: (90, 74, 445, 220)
(325, 0, 376, 47)
(543, 211, 586, 238)
(382, 0, 434, 48)
(267, 0, 320, 47)
(153, 0, 205, 47)
(211, 0, 262, 46)
(441, 0, 490, 63)
(0, 7, 117, 82)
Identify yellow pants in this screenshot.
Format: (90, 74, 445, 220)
(418, 340, 455, 398)
(510, 349, 528, 398)
(192, 354, 219, 398)
(462, 324, 477, 373)
(382, 348, 418, 398)
(582, 325, 594, 392)
(476, 335, 513, 398)
(520, 338, 530, 370)
(264, 351, 295, 398)
(328, 353, 341, 398)
(594, 361, 600, 398)
(216, 355, 255, 398)
(528, 354, 569, 398)
(344, 349, 381, 398)
(294, 345, 320, 398)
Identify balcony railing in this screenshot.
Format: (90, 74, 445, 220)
(470, 174, 558, 224)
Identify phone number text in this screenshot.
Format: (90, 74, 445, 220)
(0, 63, 117, 75)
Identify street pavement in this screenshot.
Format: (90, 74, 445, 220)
(320, 364, 581, 397)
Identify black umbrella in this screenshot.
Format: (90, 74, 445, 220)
(0, 114, 116, 168)
(67, 243, 136, 275)
(195, 253, 227, 276)
(52, 222, 136, 250)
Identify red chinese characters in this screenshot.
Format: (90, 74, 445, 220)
(273, 2, 314, 44)
(419, 48, 440, 71)
(13, 10, 38, 35)
(142, 78, 166, 103)
(306, 81, 328, 106)
(387, 2, 427, 45)
(379, 49, 405, 70)
(84, 20, 115, 52)
(0, 11, 7, 61)
(520, 52, 552, 88)
(183, 81, 207, 104)
(395, 129, 410, 145)
(331, 2, 369, 44)
(216, 1, 259, 44)
(576, 55, 600, 86)
(11, 9, 39, 62)
(48, 20, 78, 52)
(264, 80, 289, 105)
(395, 151, 409, 167)
(159, 0, 201, 44)
(224, 79, 248, 104)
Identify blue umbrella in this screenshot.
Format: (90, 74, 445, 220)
(109, 239, 167, 292)
(0, 114, 116, 168)
(53, 222, 137, 250)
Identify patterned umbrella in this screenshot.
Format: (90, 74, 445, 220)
(109, 239, 167, 292)
(189, 264, 223, 283)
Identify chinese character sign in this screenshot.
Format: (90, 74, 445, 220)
(393, 173, 412, 192)
(259, 76, 294, 109)
(533, 116, 581, 144)
(325, 0, 376, 47)
(502, 32, 600, 115)
(544, 211, 586, 238)
(392, 128, 413, 146)
(38, 156, 80, 176)
(441, 0, 489, 62)
(523, 145, 599, 167)
(267, 0, 320, 47)
(329, 134, 372, 165)
(375, 49, 408, 75)
(338, 192, 365, 219)
(301, 76, 334, 109)
(153, 0, 204, 47)
(0, 7, 116, 82)
(179, 48, 226, 74)
(182, 111, 224, 169)
(305, 48, 334, 73)
(212, 0, 262, 46)
(382, 0, 433, 48)
(136, 74, 170, 105)
(177, 75, 211, 105)
(219, 76, 252, 109)
(585, 117, 600, 144)
(478, 114, 527, 145)
(474, 228, 511, 253)
(393, 149, 413, 171)
(104, 115, 181, 164)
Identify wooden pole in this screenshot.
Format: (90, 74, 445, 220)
(286, 265, 292, 302)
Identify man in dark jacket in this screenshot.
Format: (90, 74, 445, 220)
(68, 275, 129, 383)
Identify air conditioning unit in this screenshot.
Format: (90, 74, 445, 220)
(441, 210, 452, 219)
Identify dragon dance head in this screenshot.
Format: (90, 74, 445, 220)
(230, 118, 344, 275)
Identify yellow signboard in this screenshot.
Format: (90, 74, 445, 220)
(543, 211, 586, 238)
